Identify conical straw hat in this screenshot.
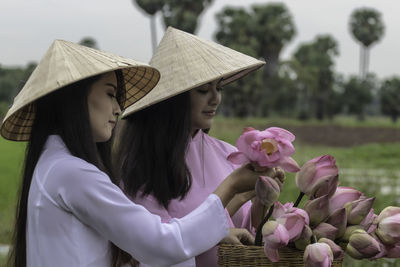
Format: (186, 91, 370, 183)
(122, 26, 265, 117)
(1, 39, 160, 141)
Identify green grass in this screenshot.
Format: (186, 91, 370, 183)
(0, 137, 25, 244)
(212, 115, 400, 129)
(0, 254, 6, 267)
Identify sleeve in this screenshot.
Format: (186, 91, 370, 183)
(129, 193, 173, 223)
(131, 193, 197, 267)
(46, 159, 229, 267)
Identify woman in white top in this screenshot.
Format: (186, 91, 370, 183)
(1, 40, 262, 267)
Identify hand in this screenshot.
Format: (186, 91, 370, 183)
(226, 190, 256, 217)
(220, 228, 255, 245)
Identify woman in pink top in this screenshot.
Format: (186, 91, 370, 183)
(116, 27, 283, 266)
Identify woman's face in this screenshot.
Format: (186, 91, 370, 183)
(87, 72, 121, 142)
(189, 79, 222, 133)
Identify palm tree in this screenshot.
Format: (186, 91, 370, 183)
(251, 3, 296, 79)
(133, 0, 163, 52)
(161, 0, 213, 34)
(349, 8, 384, 79)
(79, 37, 98, 49)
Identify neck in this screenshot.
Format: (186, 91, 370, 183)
(191, 129, 199, 138)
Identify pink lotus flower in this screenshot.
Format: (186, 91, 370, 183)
(344, 197, 375, 225)
(304, 243, 333, 267)
(262, 220, 289, 262)
(276, 213, 308, 242)
(295, 155, 338, 197)
(375, 207, 400, 245)
(346, 229, 381, 259)
(304, 195, 330, 226)
(326, 208, 347, 239)
(318, 238, 345, 260)
(255, 176, 280, 207)
(227, 127, 300, 172)
(329, 187, 363, 215)
(273, 202, 310, 225)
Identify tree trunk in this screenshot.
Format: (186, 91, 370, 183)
(150, 16, 157, 53)
(359, 45, 369, 80)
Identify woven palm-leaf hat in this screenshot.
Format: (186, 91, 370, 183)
(122, 26, 265, 117)
(1, 39, 160, 141)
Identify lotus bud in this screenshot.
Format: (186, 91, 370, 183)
(368, 234, 388, 260)
(304, 194, 330, 226)
(329, 187, 363, 214)
(262, 220, 289, 262)
(326, 208, 347, 239)
(319, 238, 345, 260)
(295, 155, 338, 196)
(255, 176, 280, 207)
(313, 223, 338, 241)
(344, 197, 375, 225)
(346, 229, 381, 259)
(342, 225, 364, 242)
(376, 213, 400, 245)
(304, 243, 333, 267)
(309, 174, 339, 200)
(360, 208, 377, 234)
(294, 225, 313, 250)
(276, 213, 307, 242)
(386, 244, 400, 258)
(377, 206, 400, 221)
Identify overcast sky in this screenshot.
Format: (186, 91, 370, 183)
(1, 0, 399, 79)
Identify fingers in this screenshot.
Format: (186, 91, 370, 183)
(229, 228, 255, 245)
(238, 229, 255, 245)
(239, 190, 256, 202)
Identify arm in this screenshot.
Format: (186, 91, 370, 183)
(226, 191, 255, 217)
(52, 161, 261, 266)
(52, 160, 229, 267)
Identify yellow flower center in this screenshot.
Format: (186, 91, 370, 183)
(260, 139, 278, 155)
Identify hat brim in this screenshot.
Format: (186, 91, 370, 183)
(1, 40, 160, 141)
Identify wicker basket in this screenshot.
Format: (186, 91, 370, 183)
(218, 244, 343, 266)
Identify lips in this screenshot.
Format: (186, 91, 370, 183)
(109, 121, 116, 128)
(203, 110, 216, 116)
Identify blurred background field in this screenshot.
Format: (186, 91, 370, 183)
(1, 116, 400, 266)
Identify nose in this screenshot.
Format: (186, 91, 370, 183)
(209, 84, 221, 106)
(113, 100, 121, 117)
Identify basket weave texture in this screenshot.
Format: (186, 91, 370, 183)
(218, 244, 343, 267)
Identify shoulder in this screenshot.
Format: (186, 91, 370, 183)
(203, 133, 238, 155)
(39, 144, 109, 194)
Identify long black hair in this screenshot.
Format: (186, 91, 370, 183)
(115, 91, 192, 209)
(7, 70, 125, 267)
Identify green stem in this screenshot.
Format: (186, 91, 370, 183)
(294, 192, 305, 207)
(311, 234, 317, 244)
(255, 204, 275, 246)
